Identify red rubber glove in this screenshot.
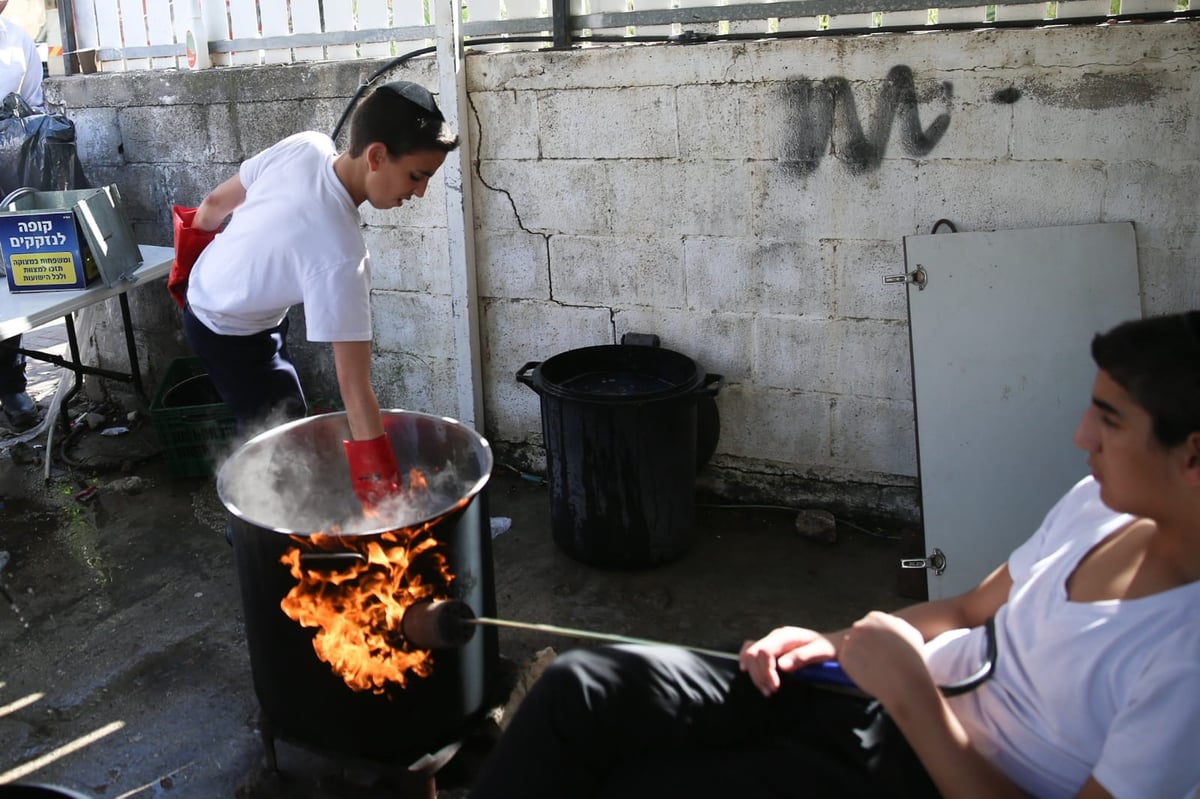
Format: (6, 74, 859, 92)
(343, 434, 401, 509)
(169, 205, 216, 308)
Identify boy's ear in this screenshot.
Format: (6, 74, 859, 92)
(365, 142, 387, 171)
(1183, 432, 1200, 486)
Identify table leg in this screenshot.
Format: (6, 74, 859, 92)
(63, 314, 84, 410)
(117, 293, 145, 399)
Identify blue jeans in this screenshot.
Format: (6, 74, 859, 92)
(0, 335, 26, 395)
(181, 304, 306, 435)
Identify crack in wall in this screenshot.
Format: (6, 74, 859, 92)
(467, 91, 556, 302)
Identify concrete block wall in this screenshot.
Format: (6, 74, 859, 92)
(469, 22, 1198, 520)
(43, 20, 1199, 522)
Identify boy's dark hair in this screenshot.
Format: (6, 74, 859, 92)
(1091, 311, 1200, 447)
(347, 81, 460, 158)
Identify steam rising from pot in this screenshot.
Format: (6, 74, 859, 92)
(217, 411, 490, 537)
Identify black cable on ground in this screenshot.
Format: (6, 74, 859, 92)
(57, 419, 88, 468)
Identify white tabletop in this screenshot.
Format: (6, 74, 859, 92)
(1, 244, 174, 340)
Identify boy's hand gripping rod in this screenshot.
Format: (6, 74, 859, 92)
(399, 600, 996, 697)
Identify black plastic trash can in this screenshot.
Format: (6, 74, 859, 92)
(518, 345, 721, 568)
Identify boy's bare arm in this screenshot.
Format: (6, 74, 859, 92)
(193, 175, 247, 231)
(876, 660, 1028, 799)
(837, 611, 1026, 799)
(860, 621, 1108, 799)
(741, 561, 1013, 694)
(835, 564, 1028, 799)
(895, 562, 1013, 642)
(332, 340, 384, 441)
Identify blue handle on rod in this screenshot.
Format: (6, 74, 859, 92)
(795, 660, 858, 687)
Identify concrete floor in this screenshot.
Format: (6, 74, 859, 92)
(0, 322, 923, 799)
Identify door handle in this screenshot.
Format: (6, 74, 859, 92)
(884, 265, 927, 290)
(901, 548, 947, 576)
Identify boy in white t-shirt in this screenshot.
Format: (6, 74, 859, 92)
(0, 1, 43, 111)
(175, 81, 458, 508)
(470, 312, 1200, 799)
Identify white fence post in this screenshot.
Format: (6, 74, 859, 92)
(323, 3, 357, 61)
(393, 0, 433, 56)
(590, 0, 631, 39)
(227, 1, 262, 66)
(468, 0, 505, 21)
(117, 0, 149, 70)
(144, 0, 179, 70)
(72, 0, 100, 55)
(257, 0, 292, 64)
(633, 0, 674, 37)
(200, 0, 230, 66)
(92, 0, 123, 70)
(728, 0, 775, 33)
(290, 0, 324, 62)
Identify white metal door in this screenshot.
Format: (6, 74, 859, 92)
(901, 222, 1141, 599)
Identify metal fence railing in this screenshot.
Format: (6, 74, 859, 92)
(54, 0, 1196, 74)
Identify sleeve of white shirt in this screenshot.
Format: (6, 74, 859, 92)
(18, 34, 42, 111)
(238, 138, 280, 191)
(301, 257, 373, 342)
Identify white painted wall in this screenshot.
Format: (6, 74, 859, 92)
(50, 20, 1199, 520)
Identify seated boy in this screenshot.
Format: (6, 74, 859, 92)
(468, 311, 1200, 799)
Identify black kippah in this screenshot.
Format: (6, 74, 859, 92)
(379, 81, 445, 121)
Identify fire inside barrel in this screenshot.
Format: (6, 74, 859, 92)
(277, 470, 456, 695)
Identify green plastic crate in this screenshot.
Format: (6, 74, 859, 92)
(150, 356, 237, 478)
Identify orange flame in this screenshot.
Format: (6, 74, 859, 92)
(278, 468, 455, 694)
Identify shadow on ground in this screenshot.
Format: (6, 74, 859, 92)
(1, 408, 923, 798)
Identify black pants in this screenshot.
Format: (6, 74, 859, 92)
(469, 645, 939, 799)
(0, 335, 26, 395)
(182, 304, 306, 435)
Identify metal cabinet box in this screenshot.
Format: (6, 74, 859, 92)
(1, 184, 141, 293)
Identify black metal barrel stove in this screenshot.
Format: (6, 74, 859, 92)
(216, 410, 498, 786)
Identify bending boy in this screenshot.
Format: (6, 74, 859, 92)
(178, 81, 458, 507)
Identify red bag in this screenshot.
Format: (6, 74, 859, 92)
(168, 205, 216, 308)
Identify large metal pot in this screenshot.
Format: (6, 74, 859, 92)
(217, 410, 497, 762)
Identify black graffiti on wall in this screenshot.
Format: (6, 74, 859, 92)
(783, 65, 952, 176)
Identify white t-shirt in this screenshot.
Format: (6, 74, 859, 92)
(924, 476, 1200, 799)
(0, 16, 43, 111)
(187, 131, 372, 342)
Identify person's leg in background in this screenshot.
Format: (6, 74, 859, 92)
(182, 305, 307, 546)
(181, 305, 306, 437)
(0, 335, 39, 430)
